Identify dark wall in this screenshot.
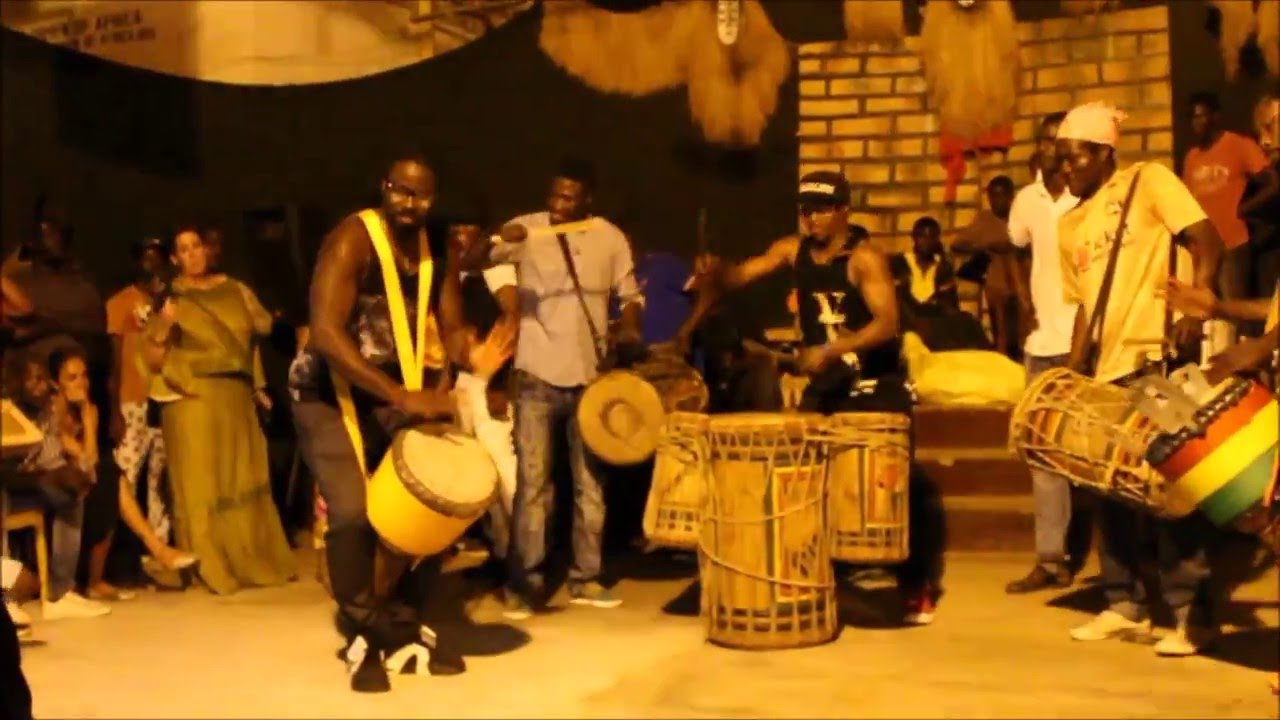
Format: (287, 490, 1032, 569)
(1169, 0, 1278, 173)
(2, 4, 799, 324)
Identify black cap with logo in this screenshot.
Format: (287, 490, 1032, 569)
(797, 170, 851, 206)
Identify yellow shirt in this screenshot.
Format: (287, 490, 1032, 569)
(1266, 286, 1278, 333)
(1059, 162, 1205, 382)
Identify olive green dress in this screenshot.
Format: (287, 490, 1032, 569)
(148, 278, 296, 594)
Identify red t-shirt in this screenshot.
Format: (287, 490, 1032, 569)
(1182, 131, 1270, 249)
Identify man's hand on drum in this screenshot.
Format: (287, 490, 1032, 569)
(1204, 335, 1274, 385)
(797, 344, 835, 376)
(396, 388, 456, 422)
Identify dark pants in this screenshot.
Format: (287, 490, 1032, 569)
(0, 601, 33, 720)
(292, 399, 436, 650)
(799, 375, 946, 599)
(1096, 499, 1217, 625)
(711, 353, 783, 414)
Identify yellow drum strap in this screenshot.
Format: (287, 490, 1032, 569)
(331, 209, 434, 478)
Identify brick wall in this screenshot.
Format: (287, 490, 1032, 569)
(797, 4, 1173, 257)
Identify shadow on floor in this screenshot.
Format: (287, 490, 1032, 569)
(439, 621, 532, 658)
(1204, 627, 1280, 673)
(661, 580, 701, 617)
(836, 584, 908, 630)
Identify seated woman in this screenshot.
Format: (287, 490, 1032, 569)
(8, 349, 112, 619)
(889, 217, 990, 352)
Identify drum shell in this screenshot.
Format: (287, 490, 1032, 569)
(642, 412, 709, 550)
(698, 413, 836, 650)
(1009, 368, 1168, 514)
(366, 429, 497, 557)
(821, 413, 911, 565)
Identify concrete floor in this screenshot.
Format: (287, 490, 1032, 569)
(17, 549, 1280, 719)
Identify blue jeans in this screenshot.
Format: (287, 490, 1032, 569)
(1025, 354, 1072, 569)
(1097, 500, 1215, 624)
(9, 471, 86, 601)
(508, 370, 607, 594)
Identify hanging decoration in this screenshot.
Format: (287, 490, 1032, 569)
(538, 0, 789, 147)
(538, 0, 696, 96)
(920, 0, 1020, 203)
(1258, 0, 1279, 77)
(1211, 0, 1259, 79)
(717, 0, 742, 45)
(842, 0, 904, 45)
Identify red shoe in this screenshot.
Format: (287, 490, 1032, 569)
(903, 587, 936, 626)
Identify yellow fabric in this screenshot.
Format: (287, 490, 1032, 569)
(902, 331, 1026, 406)
(1266, 286, 1278, 333)
(903, 252, 938, 304)
(1058, 162, 1204, 382)
(331, 210, 435, 476)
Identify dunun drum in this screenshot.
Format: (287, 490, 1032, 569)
(1009, 367, 1168, 514)
(698, 413, 837, 650)
(642, 412, 710, 550)
(365, 425, 499, 557)
(634, 354, 710, 414)
(1145, 379, 1279, 529)
(819, 413, 911, 564)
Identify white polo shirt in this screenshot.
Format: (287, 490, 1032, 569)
(1008, 176, 1080, 358)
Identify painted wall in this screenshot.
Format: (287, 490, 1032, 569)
(0, 0, 524, 85)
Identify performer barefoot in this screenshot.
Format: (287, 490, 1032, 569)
(288, 154, 512, 693)
(676, 171, 946, 625)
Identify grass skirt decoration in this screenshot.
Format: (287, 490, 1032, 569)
(920, 0, 1019, 143)
(538, 0, 789, 147)
(843, 0, 904, 45)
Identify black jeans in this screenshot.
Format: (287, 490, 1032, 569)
(799, 375, 946, 600)
(292, 399, 437, 650)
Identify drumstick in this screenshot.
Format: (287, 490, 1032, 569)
(696, 207, 708, 256)
(490, 218, 599, 245)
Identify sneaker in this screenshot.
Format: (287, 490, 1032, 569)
(568, 581, 623, 609)
(1005, 565, 1072, 594)
(1154, 623, 1218, 657)
(502, 592, 533, 621)
(1069, 610, 1152, 642)
(903, 589, 936, 626)
(5, 600, 32, 628)
(43, 592, 111, 620)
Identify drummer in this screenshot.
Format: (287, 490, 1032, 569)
(289, 154, 513, 692)
(1161, 278, 1279, 385)
(485, 157, 646, 620)
(1055, 102, 1225, 655)
(675, 171, 947, 626)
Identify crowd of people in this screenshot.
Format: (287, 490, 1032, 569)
(1, 90, 1277, 702)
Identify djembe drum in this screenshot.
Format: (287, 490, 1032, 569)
(642, 412, 710, 550)
(578, 353, 709, 466)
(1009, 367, 1169, 514)
(698, 413, 836, 650)
(365, 424, 499, 557)
(817, 413, 911, 564)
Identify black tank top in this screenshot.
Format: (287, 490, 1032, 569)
(793, 234, 903, 381)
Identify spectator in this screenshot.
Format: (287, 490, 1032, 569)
(143, 227, 296, 594)
(105, 238, 196, 576)
(890, 217, 989, 351)
(1182, 92, 1279, 344)
(952, 176, 1032, 360)
(9, 349, 112, 618)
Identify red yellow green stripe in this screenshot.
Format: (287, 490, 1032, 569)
(1156, 384, 1273, 479)
(1160, 399, 1278, 519)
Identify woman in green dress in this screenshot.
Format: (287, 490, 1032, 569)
(143, 227, 296, 594)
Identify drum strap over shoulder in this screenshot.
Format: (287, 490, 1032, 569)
(331, 210, 434, 477)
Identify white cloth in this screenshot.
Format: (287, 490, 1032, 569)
(454, 372, 516, 515)
(1008, 177, 1080, 357)
(1056, 101, 1127, 147)
(1, 556, 21, 591)
(476, 264, 517, 294)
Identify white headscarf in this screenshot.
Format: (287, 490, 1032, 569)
(1056, 101, 1128, 147)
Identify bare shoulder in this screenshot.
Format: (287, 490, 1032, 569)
(320, 213, 374, 264)
(769, 234, 802, 262)
(850, 241, 888, 267)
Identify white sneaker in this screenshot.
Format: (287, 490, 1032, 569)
(1069, 610, 1151, 642)
(5, 600, 32, 628)
(43, 591, 111, 620)
(1154, 623, 1218, 657)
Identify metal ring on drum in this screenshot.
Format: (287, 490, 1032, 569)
(813, 412, 911, 565)
(642, 412, 710, 551)
(698, 413, 837, 650)
(1008, 367, 1168, 514)
(365, 425, 499, 557)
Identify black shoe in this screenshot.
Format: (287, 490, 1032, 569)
(1005, 565, 1072, 594)
(427, 645, 467, 676)
(350, 646, 391, 693)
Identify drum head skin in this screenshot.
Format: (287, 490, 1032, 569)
(577, 370, 667, 466)
(396, 428, 499, 511)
